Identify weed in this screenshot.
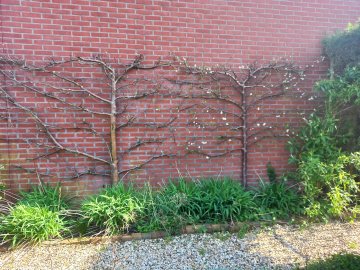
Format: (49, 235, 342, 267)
(213, 231, 231, 241)
(347, 241, 358, 249)
(237, 224, 250, 239)
(198, 247, 206, 256)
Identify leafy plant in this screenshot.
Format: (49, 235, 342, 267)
(80, 182, 144, 235)
(135, 179, 201, 233)
(18, 183, 71, 212)
(299, 152, 360, 219)
(323, 20, 360, 75)
(300, 253, 360, 270)
(0, 205, 66, 246)
(287, 113, 340, 165)
(196, 178, 257, 222)
(136, 178, 258, 233)
(254, 179, 303, 220)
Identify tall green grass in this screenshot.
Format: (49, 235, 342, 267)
(0, 205, 66, 246)
(136, 178, 258, 233)
(18, 183, 71, 211)
(80, 183, 144, 235)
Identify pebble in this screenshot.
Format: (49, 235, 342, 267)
(92, 233, 276, 270)
(1, 221, 360, 270)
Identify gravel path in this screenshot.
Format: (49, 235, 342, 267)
(1, 221, 360, 270)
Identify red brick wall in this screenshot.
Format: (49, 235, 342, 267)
(1, 0, 359, 195)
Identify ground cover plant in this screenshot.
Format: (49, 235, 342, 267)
(17, 183, 71, 212)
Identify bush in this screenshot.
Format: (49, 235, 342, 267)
(323, 21, 360, 75)
(301, 253, 360, 270)
(298, 152, 360, 219)
(0, 205, 66, 246)
(253, 163, 303, 220)
(18, 183, 71, 212)
(196, 178, 257, 222)
(80, 182, 144, 235)
(254, 180, 302, 220)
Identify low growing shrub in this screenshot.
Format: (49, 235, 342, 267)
(254, 163, 303, 220)
(80, 182, 144, 235)
(0, 205, 66, 246)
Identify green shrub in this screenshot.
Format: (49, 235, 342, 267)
(315, 65, 360, 152)
(287, 113, 340, 165)
(18, 183, 71, 212)
(196, 178, 257, 222)
(0, 205, 66, 246)
(298, 152, 360, 219)
(135, 179, 201, 233)
(301, 253, 360, 270)
(253, 163, 303, 220)
(80, 182, 143, 235)
(136, 178, 257, 233)
(254, 180, 303, 220)
(323, 21, 360, 75)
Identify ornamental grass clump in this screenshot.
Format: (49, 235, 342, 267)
(253, 163, 303, 220)
(196, 178, 257, 222)
(18, 183, 71, 212)
(136, 178, 258, 234)
(0, 205, 66, 246)
(80, 182, 144, 235)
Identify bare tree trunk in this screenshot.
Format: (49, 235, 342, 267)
(110, 71, 119, 185)
(242, 92, 248, 187)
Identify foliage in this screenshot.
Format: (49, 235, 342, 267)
(315, 65, 360, 151)
(288, 26, 360, 220)
(287, 113, 340, 165)
(18, 183, 71, 212)
(135, 179, 201, 233)
(80, 182, 144, 235)
(0, 205, 66, 246)
(254, 179, 303, 220)
(195, 178, 257, 222)
(323, 20, 360, 75)
(254, 164, 303, 220)
(301, 253, 360, 270)
(298, 152, 360, 219)
(136, 178, 258, 233)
